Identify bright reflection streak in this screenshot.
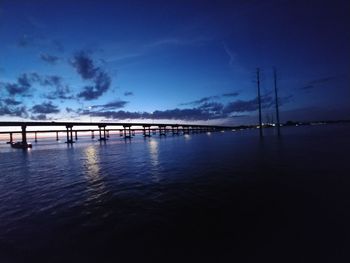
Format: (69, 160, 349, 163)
(148, 139, 160, 182)
(85, 146, 100, 177)
(206, 132, 211, 135)
(84, 146, 106, 201)
(184, 134, 191, 140)
(148, 139, 159, 167)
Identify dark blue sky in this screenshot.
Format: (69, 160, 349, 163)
(0, 0, 349, 125)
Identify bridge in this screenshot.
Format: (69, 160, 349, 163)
(0, 121, 236, 148)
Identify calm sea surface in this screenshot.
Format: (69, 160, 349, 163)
(0, 124, 349, 262)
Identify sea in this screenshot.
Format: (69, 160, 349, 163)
(0, 124, 349, 262)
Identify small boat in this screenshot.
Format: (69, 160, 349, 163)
(11, 142, 32, 149)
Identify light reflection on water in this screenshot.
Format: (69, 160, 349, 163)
(83, 146, 106, 204)
(148, 139, 160, 183)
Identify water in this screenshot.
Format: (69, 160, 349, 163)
(0, 125, 349, 262)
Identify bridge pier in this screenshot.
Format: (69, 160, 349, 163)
(8, 132, 13, 144)
(143, 125, 151, 137)
(183, 126, 189, 135)
(65, 125, 74, 144)
(75, 131, 78, 140)
(172, 125, 179, 135)
(98, 125, 107, 141)
(119, 129, 123, 136)
(35, 132, 38, 142)
(21, 125, 27, 144)
(91, 130, 95, 139)
(56, 131, 59, 141)
(123, 125, 132, 138)
(159, 125, 166, 136)
(107, 130, 110, 138)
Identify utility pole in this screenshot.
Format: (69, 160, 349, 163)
(257, 68, 263, 137)
(273, 68, 281, 136)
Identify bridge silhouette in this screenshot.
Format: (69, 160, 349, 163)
(0, 121, 237, 148)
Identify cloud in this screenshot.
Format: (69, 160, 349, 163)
(223, 42, 236, 66)
(40, 53, 59, 64)
(2, 74, 32, 95)
(222, 92, 240, 97)
(86, 108, 222, 121)
(180, 92, 240, 106)
(180, 96, 219, 106)
(29, 73, 74, 100)
(82, 102, 225, 121)
(45, 85, 74, 100)
(71, 51, 112, 100)
(0, 103, 28, 117)
(71, 51, 98, 80)
(223, 94, 293, 114)
(92, 100, 129, 110)
(79, 92, 292, 121)
(1, 73, 73, 99)
(198, 102, 224, 113)
(223, 96, 274, 113)
(78, 71, 111, 100)
(124, 91, 134, 96)
(3, 98, 22, 106)
(31, 102, 60, 114)
(31, 114, 49, 120)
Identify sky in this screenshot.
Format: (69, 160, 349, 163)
(0, 0, 349, 125)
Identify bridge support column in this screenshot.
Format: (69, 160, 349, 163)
(119, 129, 123, 137)
(183, 126, 189, 135)
(171, 126, 179, 135)
(35, 132, 38, 142)
(98, 125, 107, 141)
(107, 130, 110, 138)
(75, 131, 78, 140)
(123, 126, 132, 138)
(159, 126, 166, 136)
(9, 132, 13, 143)
(65, 125, 74, 144)
(143, 126, 151, 137)
(56, 131, 59, 141)
(91, 130, 95, 139)
(21, 125, 27, 144)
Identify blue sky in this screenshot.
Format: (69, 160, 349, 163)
(0, 0, 349, 125)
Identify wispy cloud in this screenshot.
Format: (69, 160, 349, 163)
(180, 92, 240, 106)
(1, 73, 32, 95)
(222, 42, 237, 66)
(0, 104, 28, 118)
(222, 92, 240, 97)
(124, 91, 134, 96)
(31, 101, 60, 114)
(90, 100, 129, 111)
(71, 51, 112, 100)
(40, 53, 59, 64)
(180, 96, 220, 106)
